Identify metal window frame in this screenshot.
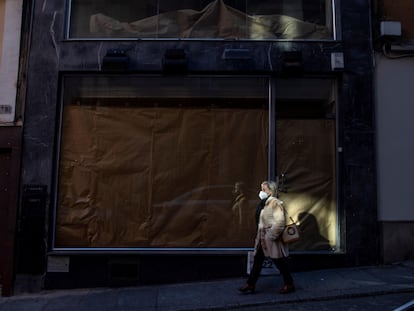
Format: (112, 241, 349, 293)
(51, 74, 340, 254)
(52, 74, 272, 254)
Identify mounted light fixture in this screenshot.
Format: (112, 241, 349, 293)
(281, 51, 303, 76)
(102, 49, 129, 71)
(380, 21, 401, 37)
(162, 49, 188, 74)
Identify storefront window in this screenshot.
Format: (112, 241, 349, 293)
(55, 75, 338, 252)
(55, 75, 269, 249)
(275, 78, 337, 251)
(67, 0, 334, 40)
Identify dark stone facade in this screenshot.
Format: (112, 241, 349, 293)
(19, 0, 378, 289)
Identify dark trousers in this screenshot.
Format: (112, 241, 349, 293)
(247, 245, 293, 286)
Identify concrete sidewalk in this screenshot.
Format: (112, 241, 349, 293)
(1, 262, 414, 311)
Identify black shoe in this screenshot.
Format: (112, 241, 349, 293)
(279, 284, 295, 294)
(238, 284, 255, 294)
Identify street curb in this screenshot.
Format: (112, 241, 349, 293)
(183, 287, 414, 311)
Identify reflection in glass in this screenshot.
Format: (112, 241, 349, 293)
(275, 78, 337, 252)
(68, 0, 333, 39)
(55, 76, 269, 248)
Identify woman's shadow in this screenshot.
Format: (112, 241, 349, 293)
(296, 212, 332, 251)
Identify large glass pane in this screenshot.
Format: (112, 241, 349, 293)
(275, 78, 337, 252)
(55, 75, 269, 249)
(68, 0, 334, 39)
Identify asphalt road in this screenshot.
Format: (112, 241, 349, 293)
(237, 292, 414, 311)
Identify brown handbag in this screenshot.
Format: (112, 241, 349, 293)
(282, 217, 300, 243)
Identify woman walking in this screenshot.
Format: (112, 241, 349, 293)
(238, 180, 295, 294)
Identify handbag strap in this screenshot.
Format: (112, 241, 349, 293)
(282, 205, 296, 225)
(276, 199, 297, 225)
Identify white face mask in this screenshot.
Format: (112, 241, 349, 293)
(258, 191, 269, 200)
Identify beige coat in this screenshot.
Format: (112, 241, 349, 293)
(254, 196, 289, 259)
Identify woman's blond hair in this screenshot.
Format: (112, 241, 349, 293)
(262, 180, 278, 196)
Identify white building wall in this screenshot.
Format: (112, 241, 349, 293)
(375, 54, 414, 221)
(0, 0, 23, 124)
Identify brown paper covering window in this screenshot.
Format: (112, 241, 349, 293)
(56, 105, 268, 248)
(56, 104, 337, 250)
(89, 3, 331, 40)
